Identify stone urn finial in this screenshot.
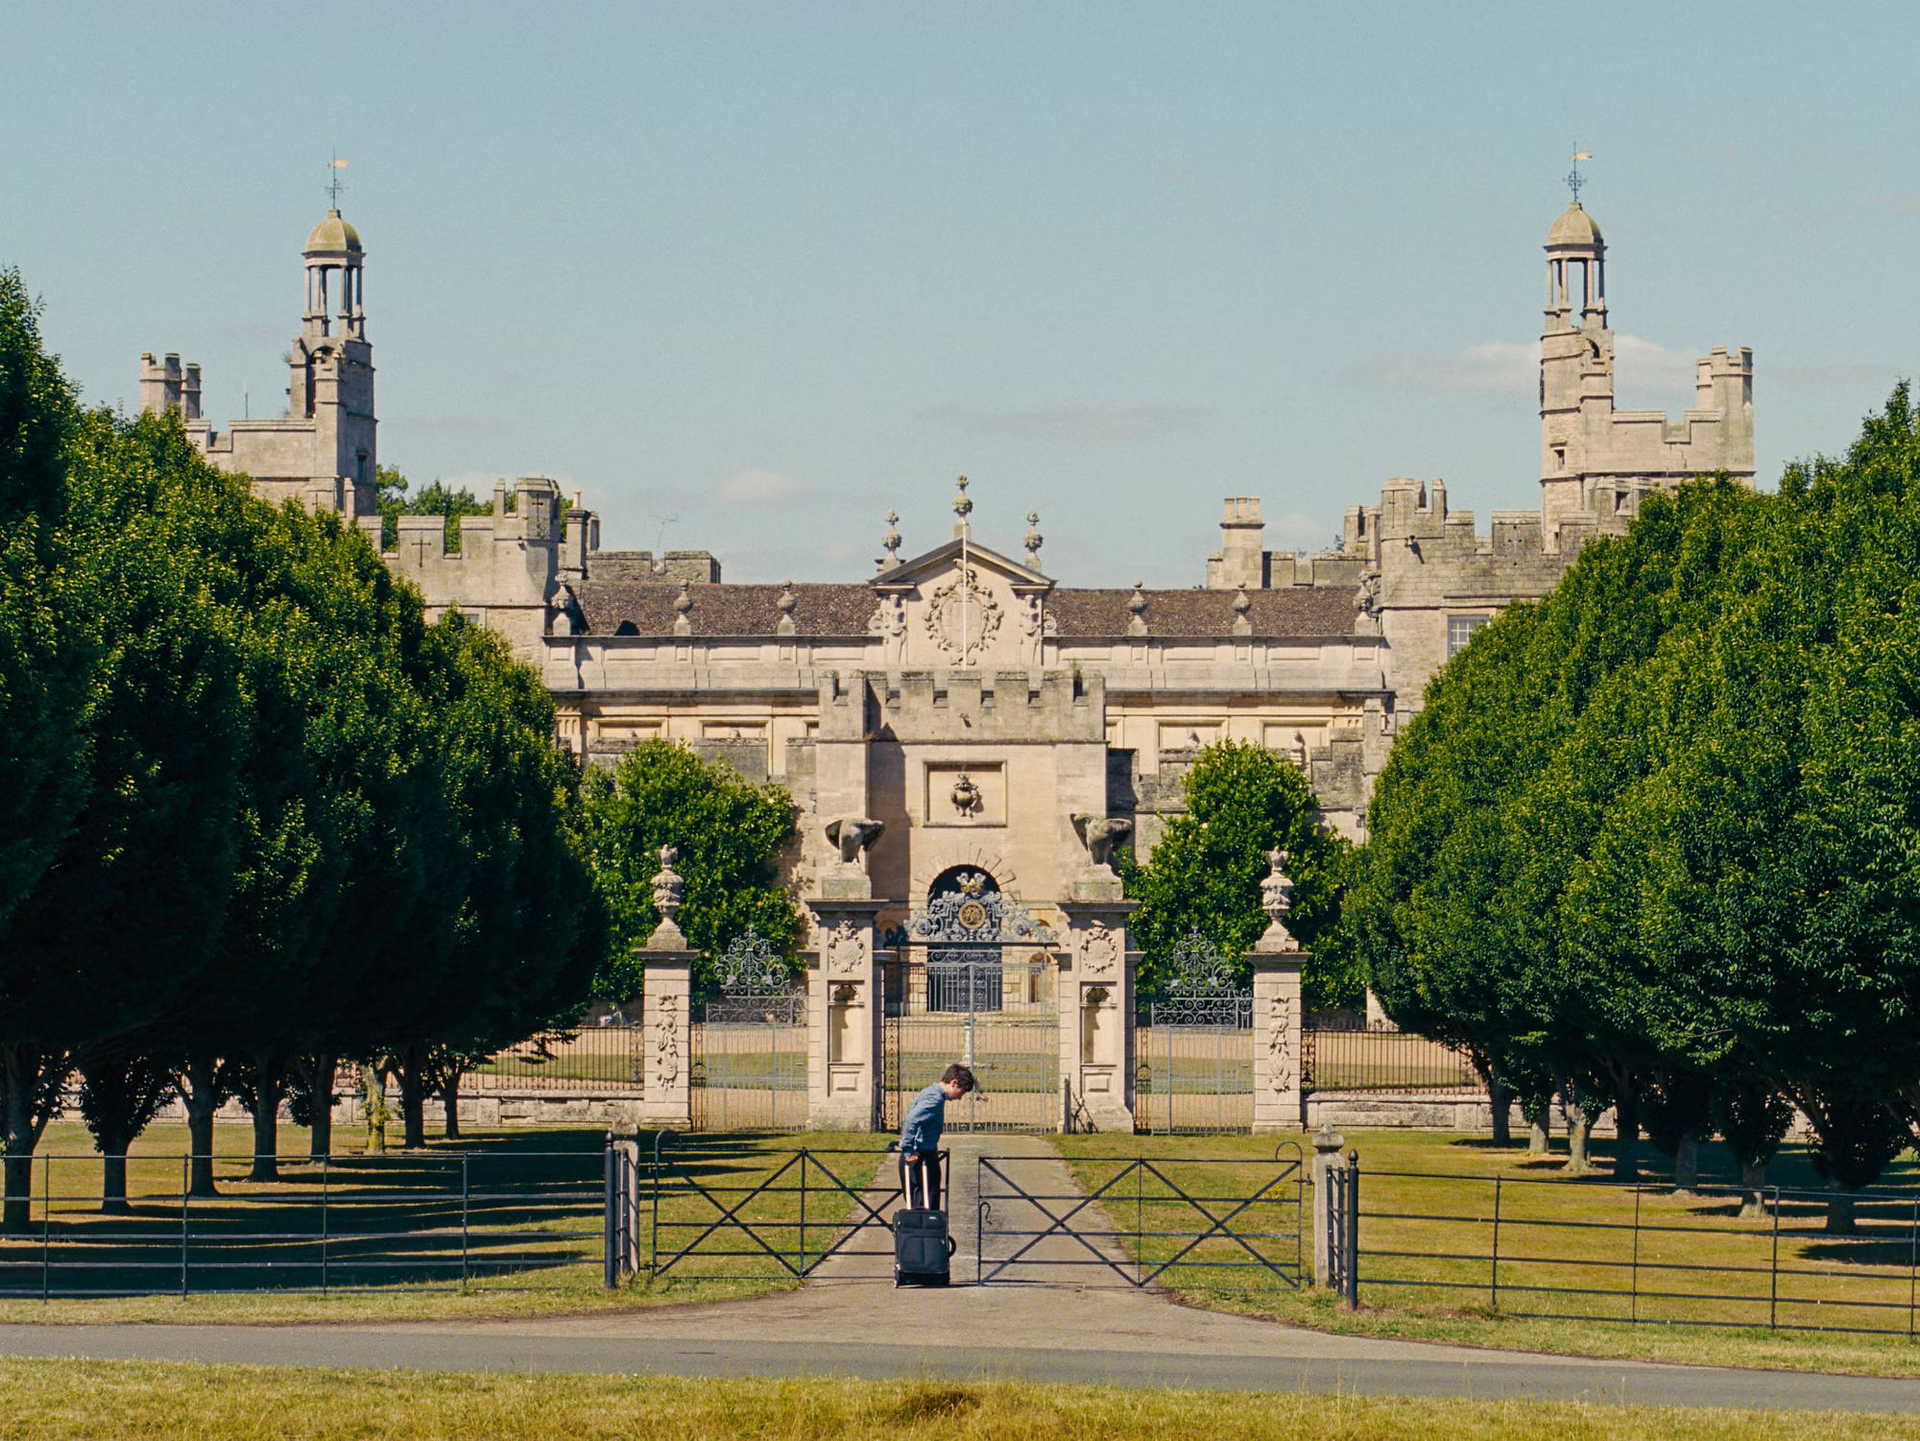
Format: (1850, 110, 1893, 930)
(652, 845, 683, 924)
(879, 511, 902, 570)
(1024, 511, 1043, 569)
(952, 475, 973, 537)
(1260, 847, 1300, 952)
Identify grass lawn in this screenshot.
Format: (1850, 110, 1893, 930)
(0, 1122, 889, 1325)
(1055, 1129, 1920, 1379)
(0, 1360, 1911, 1440)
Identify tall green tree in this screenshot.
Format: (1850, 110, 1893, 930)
(1122, 739, 1353, 1006)
(579, 739, 799, 997)
(376, 465, 494, 552)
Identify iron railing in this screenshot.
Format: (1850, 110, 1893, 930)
(1353, 1167, 1920, 1336)
(1303, 1018, 1480, 1094)
(464, 1027, 646, 1094)
(0, 1149, 604, 1299)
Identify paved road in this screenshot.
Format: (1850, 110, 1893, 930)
(4, 1135, 1918, 1415)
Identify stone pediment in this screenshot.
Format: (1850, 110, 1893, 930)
(871, 537, 1051, 592)
(867, 539, 1050, 669)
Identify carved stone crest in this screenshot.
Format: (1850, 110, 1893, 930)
(1266, 992, 1294, 1090)
(824, 919, 866, 977)
(1079, 919, 1121, 979)
(654, 1004, 681, 1091)
(924, 566, 1002, 658)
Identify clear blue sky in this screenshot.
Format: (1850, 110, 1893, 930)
(4, 3, 1914, 583)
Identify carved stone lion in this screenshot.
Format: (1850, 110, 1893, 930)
(824, 817, 885, 865)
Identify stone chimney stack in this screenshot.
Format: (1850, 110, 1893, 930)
(1209, 496, 1267, 590)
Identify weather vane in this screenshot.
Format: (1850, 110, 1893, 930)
(326, 152, 348, 209)
(1566, 149, 1591, 204)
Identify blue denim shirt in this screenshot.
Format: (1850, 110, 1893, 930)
(899, 1081, 948, 1154)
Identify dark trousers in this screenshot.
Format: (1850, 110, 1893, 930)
(899, 1150, 942, 1212)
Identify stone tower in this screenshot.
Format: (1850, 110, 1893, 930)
(139, 208, 378, 521)
(1537, 196, 1753, 550)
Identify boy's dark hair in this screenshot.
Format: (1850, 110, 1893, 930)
(942, 1063, 977, 1094)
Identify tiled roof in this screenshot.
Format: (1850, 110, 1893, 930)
(574, 581, 875, 637)
(574, 579, 1360, 639)
(1047, 587, 1361, 638)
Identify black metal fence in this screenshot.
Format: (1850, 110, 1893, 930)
(464, 1026, 646, 1094)
(0, 1149, 603, 1298)
(1303, 1018, 1480, 1094)
(1354, 1164, 1920, 1336)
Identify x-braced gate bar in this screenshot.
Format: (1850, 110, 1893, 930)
(975, 1155, 1303, 1288)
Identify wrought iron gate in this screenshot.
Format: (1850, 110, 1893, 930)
(1136, 930, 1253, 1132)
(882, 875, 1061, 1133)
(691, 928, 808, 1129)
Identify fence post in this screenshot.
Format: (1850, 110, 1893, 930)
(1342, 1149, 1360, 1310)
(40, 1153, 49, 1301)
(603, 1140, 617, 1290)
(1909, 1196, 1917, 1341)
(460, 1152, 470, 1289)
(320, 1156, 329, 1295)
(1769, 1186, 1781, 1331)
(1630, 1184, 1642, 1323)
(1490, 1176, 1501, 1312)
(1310, 1124, 1344, 1286)
(180, 1155, 189, 1298)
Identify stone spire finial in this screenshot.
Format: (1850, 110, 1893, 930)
(1127, 581, 1148, 637)
(672, 580, 693, 636)
(1024, 511, 1043, 569)
(878, 511, 902, 571)
(952, 475, 973, 538)
(1259, 848, 1300, 952)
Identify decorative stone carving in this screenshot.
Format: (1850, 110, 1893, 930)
(1127, 581, 1148, 637)
(654, 1004, 681, 1090)
(924, 566, 1001, 658)
(868, 592, 908, 664)
(878, 511, 902, 570)
(652, 846, 683, 923)
(775, 581, 796, 635)
(672, 581, 693, 636)
(1079, 918, 1121, 979)
(823, 919, 866, 977)
(1266, 991, 1294, 1088)
(1023, 511, 1043, 569)
(949, 772, 982, 818)
(1260, 848, 1301, 952)
(824, 817, 884, 865)
(1232, 584, 1252, 635)
(1072, 813, 1134, 870)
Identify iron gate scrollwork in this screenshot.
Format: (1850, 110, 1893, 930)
(1138, 928, 1253, 1132)
(693, 927, 807, 1129)
(883, 871, 1062, 1132)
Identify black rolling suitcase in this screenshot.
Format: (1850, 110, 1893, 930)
(893, 1151, 956, 1287)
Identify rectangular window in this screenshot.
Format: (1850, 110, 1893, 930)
(1447, 614, 1490, 657)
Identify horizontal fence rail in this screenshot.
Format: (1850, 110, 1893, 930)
(1353, 1167, 1920, 1337)
(0, 1150, 603, 1299)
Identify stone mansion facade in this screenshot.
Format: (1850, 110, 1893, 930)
(138, 194, 1752, 1127)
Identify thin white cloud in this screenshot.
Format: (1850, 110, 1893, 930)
(1351, 341, 1533, 394)
(921, 403, 1209, 441)
(1357, 334, 1706, 403)
(718, 467, 807, 504)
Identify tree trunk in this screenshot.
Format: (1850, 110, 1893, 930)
(307, 1053, 335, 1160)
(179, 1054, 222, 1198)
(1487, 1076, 1512, 1146)
(1529, 1118, 1549, 1155)
(100, 1149, 129, 1214)
(1673, 1133, 1700, 1195)
(1612, 1090, 1641, 1183)
(397, 1044, 427, 1150)
(1564, 1108, 1595, 1176)
(1826, 1186, 1857, 1236)
(442, 1070, 462, 1141)
(1739, 1160, 1769, 1221)
(247, 1072, 283, 1183)
(1, 1044, 65, 1233)
(362, 1065, 388, 1155)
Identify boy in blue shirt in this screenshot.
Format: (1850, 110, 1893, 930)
(898, 1062, 975, 1211)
